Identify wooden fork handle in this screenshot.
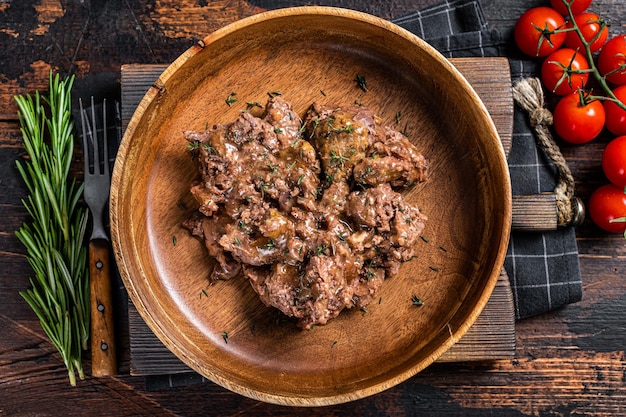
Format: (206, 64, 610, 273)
(89, 239, 117, 377)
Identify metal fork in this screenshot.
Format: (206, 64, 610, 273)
(79, 97, 117, 377)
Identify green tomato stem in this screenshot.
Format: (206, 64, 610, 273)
(563, 0, 626, 111)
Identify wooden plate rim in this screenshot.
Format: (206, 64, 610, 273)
(111, 6, 512, 406)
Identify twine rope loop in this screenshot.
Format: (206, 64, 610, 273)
(512, 78, 577, 227)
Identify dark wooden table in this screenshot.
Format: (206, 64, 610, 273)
(2, 1, 625, 416)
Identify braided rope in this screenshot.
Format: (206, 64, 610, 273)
(512, 78, 576, 227)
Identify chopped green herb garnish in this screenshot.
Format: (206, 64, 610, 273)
(309, 118, 320, 133)
(321, 90, 327, 96)
(330, 150, 349, 169)
(365, 263, 377, 281)
(331, 123, 355, 134)
(297, 174, 305, 185)
(234, 237, 242, 246)
(257, 178, 270, 197)
(172, 235, 177, 246)
(395, 111, 402, 124)
(355, 74, 368, 91)
(439, 245, 448, 252)
(315, 245, 328, 255)
(202, 143, 216, 154)
(222, 331, 229, 343)
(420, 235, 429, 243)
(429, 266, 440, 272)
(226, 92, 237, 107)
(267, 91, 282, 98)
(411, 295, 424, 306)
(274, 127, 284, 134)
(331, 340, 337, 348)
(246, 101, 263, 110)
(401, 121, 410, 137)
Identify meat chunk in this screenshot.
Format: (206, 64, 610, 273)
(353, 128, 428, 188)
(346, 183, 427, 275)
(304, 104, 370, 183)
(182, 213, 241, 281)
(264, 96, 302, 149)
(246, 253, 367, 329)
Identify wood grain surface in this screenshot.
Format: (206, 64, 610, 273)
(1, 0, 626, 415)
(119, 57, 515, 378)
(111, 11, 511, 405)
(89, 239, 118, 377)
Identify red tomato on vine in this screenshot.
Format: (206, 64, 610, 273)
(588, 184, 626, 235)
(602, 136, 626, 189)
(514, 7, 566, 57)
(564, 12, 609, 54)
(550, 0, 592, 16)
(553, 92, 605, 144)
(598, 35, 626, 85)
(603, 85, 626, 136)
(541, 48, 590, 95)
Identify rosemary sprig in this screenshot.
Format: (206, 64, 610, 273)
(14, 72, 89, 386)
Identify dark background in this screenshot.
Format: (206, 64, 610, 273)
(1, 0, 625, 416)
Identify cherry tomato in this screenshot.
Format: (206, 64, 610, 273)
(553, 92, 605, 144)
(550, 0, 592, 16)
(541, 48, 589, 95)
(598, 35, 626, 85)
(564, 13, 609, 54)
(602, 136, 626, 188)
(514, 7, 566, 57)
(603, 85, 626, 135)
(588, 184, 626, 234)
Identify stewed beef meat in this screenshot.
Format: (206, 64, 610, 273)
(183, 96, 428, 329)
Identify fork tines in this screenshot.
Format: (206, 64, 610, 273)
(79, 97, 108, 177)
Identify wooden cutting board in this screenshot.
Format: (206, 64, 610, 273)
(121, 58, 516, 377)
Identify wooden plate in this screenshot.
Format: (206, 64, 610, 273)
(111, 6, 511, 406)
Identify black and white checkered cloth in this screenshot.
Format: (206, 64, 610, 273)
(391, 0, 582, 319)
